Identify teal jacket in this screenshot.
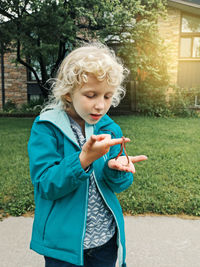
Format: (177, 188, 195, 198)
(28, 108, 133, 267)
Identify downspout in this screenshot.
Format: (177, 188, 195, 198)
(1, 42, 5, 109)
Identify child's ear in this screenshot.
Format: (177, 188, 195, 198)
(64, 93, 72, 103)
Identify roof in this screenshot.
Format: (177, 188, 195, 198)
(180, 0, 200, 5)
(168, 0, 200, 15)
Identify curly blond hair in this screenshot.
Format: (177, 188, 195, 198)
(42, 42, 129, 112)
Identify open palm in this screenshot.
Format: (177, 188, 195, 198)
(108, 155, 147, 174)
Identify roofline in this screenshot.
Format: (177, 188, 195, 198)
(168, 0, 200, 9)
(168, 0, 200, 16)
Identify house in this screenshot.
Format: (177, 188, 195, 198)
(158, 0, 200, 88)
(112, 0, 200, 113)
(1, 0, 200, 110)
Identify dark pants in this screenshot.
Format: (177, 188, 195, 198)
(44, 233, 118, 267)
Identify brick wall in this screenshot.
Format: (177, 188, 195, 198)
(0, 51, 27, 109)
(158, 6, 181, 85)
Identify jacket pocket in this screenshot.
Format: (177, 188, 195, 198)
(42, 201, 55, 240)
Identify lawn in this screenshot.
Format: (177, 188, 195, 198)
(0, 118, 35, 217)
(0, 116, 200, 217)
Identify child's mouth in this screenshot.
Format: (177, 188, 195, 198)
(90, 114, 102, 120)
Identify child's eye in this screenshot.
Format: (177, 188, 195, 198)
(104, 94, 113, 99)
(85, 94, 95, 98)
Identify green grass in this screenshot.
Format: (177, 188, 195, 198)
(114, 115, 200, 216)
(0, 116, 200, 217)
(0, 118, 35, 216)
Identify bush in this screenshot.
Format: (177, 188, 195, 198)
(20, 98, 44, 114)
(135, 83, 200, 117)
(168, 86, 200, 117)
(3, 99, 17, 112)
(1, 98, 44, 115)
(136, 83, 172, 117)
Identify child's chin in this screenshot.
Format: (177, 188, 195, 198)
(87, 121, 99, 125)
(86, 118, 100, 125)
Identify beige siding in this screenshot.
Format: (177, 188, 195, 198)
(158, 6, 181, 85)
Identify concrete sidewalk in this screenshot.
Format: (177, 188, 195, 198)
(0, 215, 200, 267)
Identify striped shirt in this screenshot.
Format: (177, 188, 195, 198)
(69, 116, 116, 249)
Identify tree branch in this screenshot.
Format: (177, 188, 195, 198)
(16, 39, 41, 84)
(50, 40, 65, 77)
(0, 8, 16, 20)
(37, 38, 48, 83)
(21, 0, 31, 16)
(17, 40, 49, 98)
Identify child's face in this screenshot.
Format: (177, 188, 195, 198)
(65, 74, 116, 126)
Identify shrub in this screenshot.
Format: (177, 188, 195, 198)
(135, 83, 200, 117)
(168, 86, 200, 117)
(19, 98, 44, 114)
(3, 99, 17, 112)
(136, 83, 172, 117)
(1, 98, 44, 115)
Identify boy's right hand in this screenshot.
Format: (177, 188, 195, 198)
(79, 134, 130, 170)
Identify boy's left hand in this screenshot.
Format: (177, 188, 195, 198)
(108, 155, 148, 174)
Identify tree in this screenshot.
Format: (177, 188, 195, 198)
(0, 0, 167, 99)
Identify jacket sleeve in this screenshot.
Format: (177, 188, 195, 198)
(102, 124, 134, 193)
(28, 118, 92, 201)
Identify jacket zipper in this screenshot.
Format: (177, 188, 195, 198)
(92, 172, 123, 267)
(80, 178, 89, 265)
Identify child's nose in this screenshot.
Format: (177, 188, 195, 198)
(94, 98, 105, 110)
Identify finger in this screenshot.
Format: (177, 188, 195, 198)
(91, 134, 111, 142)
(86, 135, 99, 146)
(108, 137, 130, 147)
(86, 134, 111, 148)
(130, 155, 148, 163)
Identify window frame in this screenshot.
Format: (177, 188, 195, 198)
(179, 12, 200, 60)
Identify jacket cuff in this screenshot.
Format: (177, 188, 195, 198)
(69, 151, 93, 181)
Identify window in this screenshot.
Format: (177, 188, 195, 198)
(180, 14, 200, 58)
(182, 14, 200, 33)
(29, 94, 41, 101)
(193, 37, 200, 57)
(29, 60, 42, 81)
(180, 38, 191, 57)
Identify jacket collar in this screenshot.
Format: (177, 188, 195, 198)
(94, 114, 114, 131)
(39, 108, 114, 144)
(39, 108, 93, 146)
